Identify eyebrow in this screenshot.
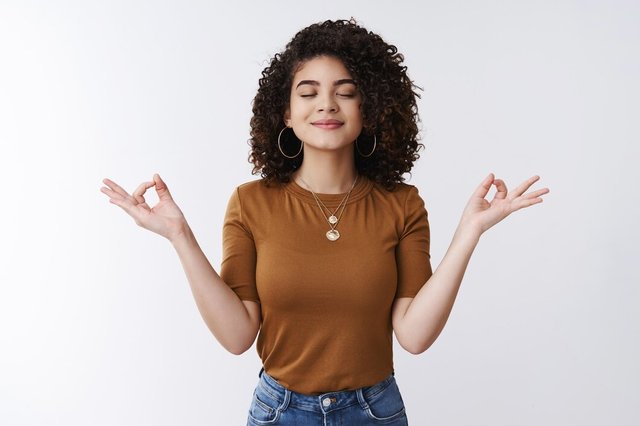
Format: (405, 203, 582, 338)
(295, 79, 357, 89)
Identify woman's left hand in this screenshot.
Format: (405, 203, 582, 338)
(459, 173, 549, 235)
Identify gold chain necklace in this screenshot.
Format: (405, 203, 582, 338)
(297, 175, 358, 241)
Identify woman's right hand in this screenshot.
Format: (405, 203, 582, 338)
(100, 173, 188, 242)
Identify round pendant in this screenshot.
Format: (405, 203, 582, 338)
(326, 229, 340, 241)
(328, 215, 338, 225)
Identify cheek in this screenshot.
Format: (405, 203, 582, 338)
(288, 100, 307, 121)
(353, 105, 364, 123)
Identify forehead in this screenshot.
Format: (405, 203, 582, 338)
(292, 55, 353, 82)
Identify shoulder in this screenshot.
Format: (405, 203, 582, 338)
(231, 178, 286, 208)
(235, 178, 268, 191)
(369, 180, 425, 208)
(233, 179, 282, 195)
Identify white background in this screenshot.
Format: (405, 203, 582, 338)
(1, 0, 638, 425)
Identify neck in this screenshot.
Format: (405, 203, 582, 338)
(293, 147, 358, 194)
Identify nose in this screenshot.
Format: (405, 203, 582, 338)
(317, 93, 339, 113)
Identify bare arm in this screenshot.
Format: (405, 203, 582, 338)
(393, 173, 549, 354)
(392, 224, 479, 354)
(101, 174, 260, 355)
(171, 225, 260, 355)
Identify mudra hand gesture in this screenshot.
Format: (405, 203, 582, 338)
(460, 173, 549, 235)
(100, 174, 187, 241)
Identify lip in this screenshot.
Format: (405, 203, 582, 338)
(312, 119, 344, 129)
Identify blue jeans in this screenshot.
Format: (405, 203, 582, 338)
(247, 368, 409, 425)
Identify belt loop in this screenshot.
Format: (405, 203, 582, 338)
(356, 388, 369, 410)
(281, 388, 292, 411)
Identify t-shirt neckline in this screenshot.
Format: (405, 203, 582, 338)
(284, 175, 374, 208)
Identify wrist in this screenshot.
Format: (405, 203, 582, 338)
(454, 220, 483, 243)
(169, 222, 193, 246)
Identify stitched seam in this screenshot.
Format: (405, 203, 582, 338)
(236, 186, 255, 240)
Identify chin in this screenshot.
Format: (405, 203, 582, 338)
(306, 142, 354, 152)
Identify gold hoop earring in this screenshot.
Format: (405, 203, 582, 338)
(277, 127, 303, 159)
(355, 134, 377, 157)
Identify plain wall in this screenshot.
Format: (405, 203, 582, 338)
(0, 0, 638, 424)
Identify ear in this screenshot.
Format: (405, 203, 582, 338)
(283, 108, 291, 127)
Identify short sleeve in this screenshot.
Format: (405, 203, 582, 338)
(219, 187, 260, 303)
(395, 186, 433, 298)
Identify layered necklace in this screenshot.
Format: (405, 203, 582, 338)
(297, 175, 359, 241)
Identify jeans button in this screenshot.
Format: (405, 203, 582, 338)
(322, 397, 331, 407)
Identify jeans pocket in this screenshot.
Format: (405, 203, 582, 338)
(362, 378, 407, 423)
(247, 387, 281, 425)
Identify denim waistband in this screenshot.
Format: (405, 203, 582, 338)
(256, 367, 396, 414)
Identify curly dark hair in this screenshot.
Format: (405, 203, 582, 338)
(249, 19, 423, 191)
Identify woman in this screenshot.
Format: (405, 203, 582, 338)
(100, 19, 549, 425)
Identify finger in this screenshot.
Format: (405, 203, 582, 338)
(513, 195, 545, 211)
(132, 181, 155, 204)
(104, 190, 140, 217)
(100, 186, 127, 202)
(101, 180, 152, 223)
(102, 178, 132, 198)
(153, 173, 173, 201)
(491, 179, 508, 201)
(522, 187, 550, 199)
(471, 173, 495, 199)
(511, 175, 541, 198)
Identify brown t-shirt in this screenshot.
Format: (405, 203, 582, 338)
(220, 176, 433, 395)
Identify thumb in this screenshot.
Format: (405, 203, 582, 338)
(471, 173, 495, 199)
(153, 173, 173, 200)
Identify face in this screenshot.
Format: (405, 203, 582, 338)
(284, 55, 363, 154)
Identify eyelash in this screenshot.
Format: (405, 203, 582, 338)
(300, 94, 355, 98)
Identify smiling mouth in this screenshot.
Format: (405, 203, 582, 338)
(312, 120, 344, 129)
